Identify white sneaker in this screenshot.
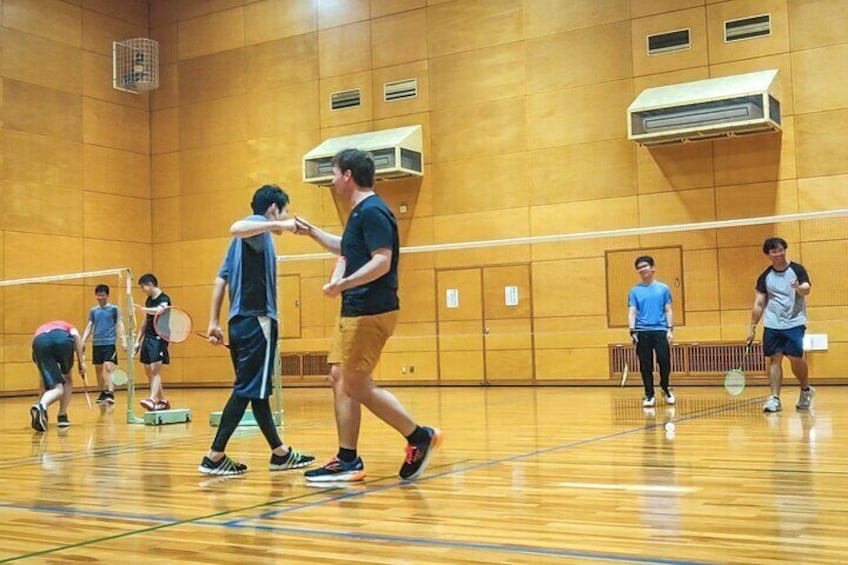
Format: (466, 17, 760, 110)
(642, 396, 656, 408)
(662, 389, 676, 405)
(796, 386, 815, 410)
(763, 396, 782, 413)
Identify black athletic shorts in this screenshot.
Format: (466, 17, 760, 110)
(140, 335, 169, 365)
(92, 344, 118, 365)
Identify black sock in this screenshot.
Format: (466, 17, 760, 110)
(338, 447, 357, 462)
(802, 387, 810, 391)
(405, 426, 428, 445)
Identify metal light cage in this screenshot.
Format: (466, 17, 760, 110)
(112, 38, 159, 93)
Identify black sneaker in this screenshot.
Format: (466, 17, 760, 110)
(96, 391, 109, 405)
(57, 414, 71, 428)
(29, 403, 47, 432)
(104, 391, 116, 405)
(304, 456, 366, 482)
(269, 448, 316, 471)
(198, 455, 247, 476)
(399, 427, 442, 481)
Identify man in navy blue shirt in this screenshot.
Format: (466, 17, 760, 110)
(628, 256, 675, 408)
(199, 185, 315, 476)
(296, 149, 442, 482)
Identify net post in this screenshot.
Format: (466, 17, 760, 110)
(123, 268, 144, 424)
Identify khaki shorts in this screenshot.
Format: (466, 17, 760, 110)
(328, 311, 398, 374)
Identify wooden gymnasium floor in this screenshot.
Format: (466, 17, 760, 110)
(0, 385, 845, 564)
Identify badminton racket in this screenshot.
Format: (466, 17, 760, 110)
(109, 366, 128, 386)
(724, 344, 750, 396)
(153, 306, 193, 343)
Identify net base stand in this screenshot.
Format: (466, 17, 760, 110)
(209, 409, 282, 427)
(144, 408, 192, 426)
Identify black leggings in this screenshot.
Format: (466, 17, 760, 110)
(636, 330, 671, 398)
(211, 393, 282, 452)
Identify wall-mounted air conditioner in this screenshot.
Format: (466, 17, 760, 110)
(303, 125, 423, 186)
(628, 69, 781, 146)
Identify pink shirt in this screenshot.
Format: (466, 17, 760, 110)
(34, 321, 76, 336)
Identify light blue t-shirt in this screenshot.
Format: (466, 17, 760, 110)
(628, 281, 672, 330)
(218, 214, 278, 321)
(88, 304, 121, 346)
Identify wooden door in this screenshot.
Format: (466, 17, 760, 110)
(482, 264, 534, 382)
(436, 268, 484, 382)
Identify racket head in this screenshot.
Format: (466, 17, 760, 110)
(330, 256, 346, 284)
(153, 306, 192, 343)
(724, 368, 746, 396)
(110, 367, 128, 386)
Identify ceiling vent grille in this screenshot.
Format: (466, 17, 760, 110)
(647, 29, 691, 55)
(331, 89, 361, 111)
(384, 78, 417, 102)
(725, 14, 771, 42)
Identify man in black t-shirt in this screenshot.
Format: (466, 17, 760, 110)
(134, 273, 171, 411)
(296, 149, 441, 483)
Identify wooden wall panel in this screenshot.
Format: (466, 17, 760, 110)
(1, 28, 83, 94)
(244, 0, 317, 45)
(427, 0, 523, 58)
(630, 0, 705, 19)
(319, 21, 372, 78)
(371, 0, 425, 19)
(527, 80, 632, 148)
(799, 240, 848, 307)
(371, 9, 427, 69)
(83, 98, 150, 154)
(529, 140, 636, 205)
(245, 34, 319, 91)
(178, 49, 246, 105)
(717, 246, 767, 310)
(83, 0, 148, 27)
(789, 0, 848, 50)
(151, 63, 179, 111)
(2, 130, 83, 188)
(178, 0, 242, 21)
(524, 0, 628, 38)
(178, 8, 245, 60)
(84, 145, 150, 198)
(706, 0, 790, 65)
(83, 193, 151, 243)
(3, 181, 83, 236)
(2, 0, 82, 47)
(247, 83, 321, 139)
(526, 21, 632, 93)
(3, 232, 83, 279)
(317, 0, 370, 30)
(532, 257, 607, 318)
(152, 152, 180, 199)
(81, 9, 146, 56)
(431, 97, 525, 162)
(371, 61, 429, 120)
(179, 142, 250, 194)
(318, 72, 374, 128)
(151, 22, 179, 65)
(795, 109, 848, 178)
(430, 43, 524, 110)
(636, 142, 714, 194)
(793, 44, 848, 115)
(178, 96, 247, 149)
(630, 7, 708, 77)
(3, 80, 82, 141)
(682, 249, 721, 312)
(713, 117, 795, 187)
(430, 153, 529, 216)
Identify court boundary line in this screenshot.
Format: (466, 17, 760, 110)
(1, 397, 764, 563)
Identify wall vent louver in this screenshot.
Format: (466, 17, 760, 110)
(725, 14, 771, 42)
(647, 29, 691, 55)
(384, 78, 418, 102)
(331, 89, 361, 110)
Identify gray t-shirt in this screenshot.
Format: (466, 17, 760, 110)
(755, 261, 810, 329)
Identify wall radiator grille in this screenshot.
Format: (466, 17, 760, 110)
(281, 353, 330, 379)
(609, 342, 766, 378)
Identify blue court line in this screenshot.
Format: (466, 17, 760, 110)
(214, 522, 715, 565)
(233, 396, 767, 525)
(0, 501, 177, 524)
